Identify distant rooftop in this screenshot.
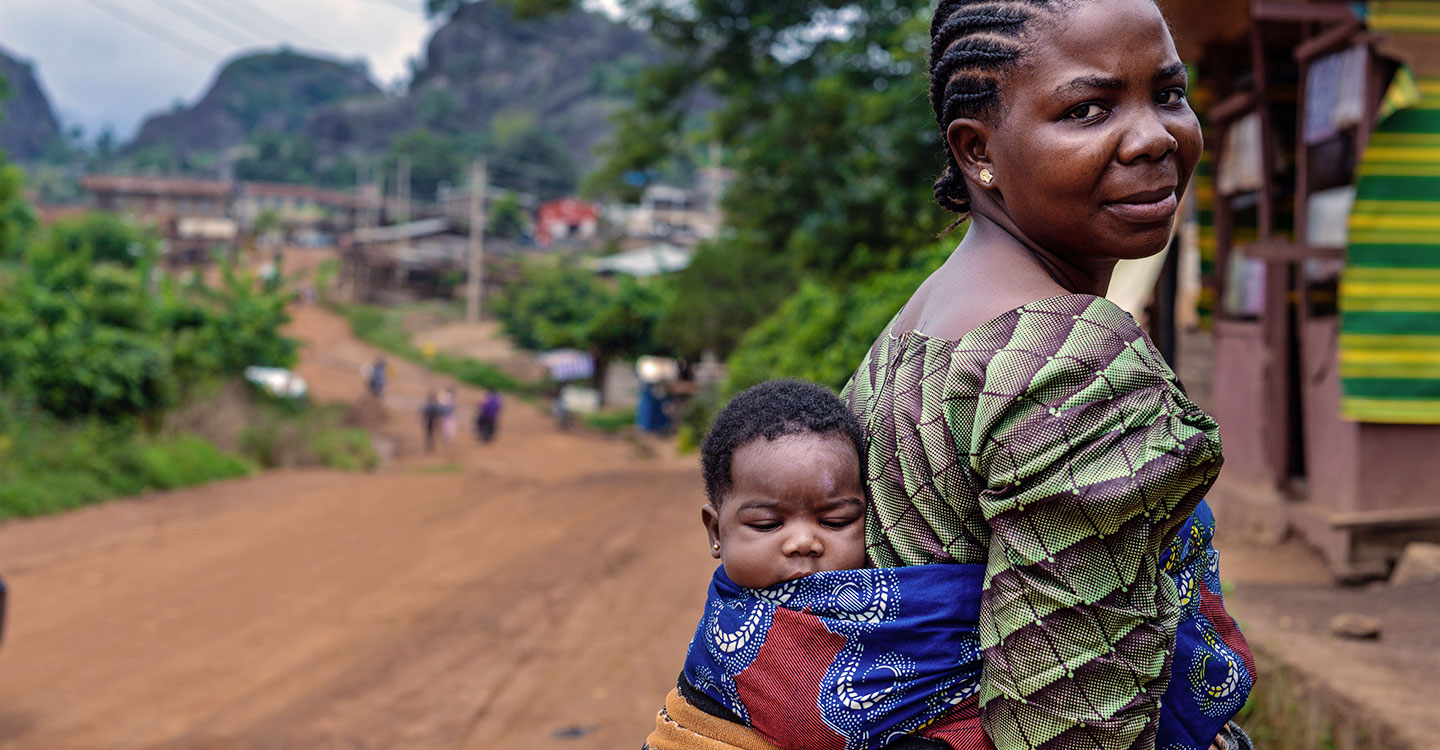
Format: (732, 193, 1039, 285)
(353, 217, 457, 244)
(79, 175, 231, 197)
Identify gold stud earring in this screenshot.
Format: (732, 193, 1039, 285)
(712, 542, 720, 551)
(979, 168, 994, 185)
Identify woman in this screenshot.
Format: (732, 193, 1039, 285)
(843, 0, 1253, 748)
(647, 1, 1254, 748)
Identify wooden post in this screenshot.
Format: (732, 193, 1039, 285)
(397, 157, 411, 224)
(466, 158, 487, 322)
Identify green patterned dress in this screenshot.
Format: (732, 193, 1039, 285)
(842, 294, 1224, 750)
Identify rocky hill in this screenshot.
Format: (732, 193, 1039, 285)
(304, 2, 660, 170)
(0, 47, 63, 162)
(127, 49, 381, 157)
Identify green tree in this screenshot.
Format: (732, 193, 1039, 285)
(416, 87, 464, 132)
(486, 124, 578, 201)
(42, 211, 157, 267)
(386, 129, 464, 202)
(723, 241, 953, 395)
(0, 159, 35, 262)
(235, 132, 319, 185)
(495, 260, 676, 400)
(487, 191, 528, 239)
(494, 260, 607, 352)
(654, 236, 796, 361)
(0, 213, 296, 421)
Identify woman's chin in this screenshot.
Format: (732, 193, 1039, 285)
(1104, 229, 1176, 261)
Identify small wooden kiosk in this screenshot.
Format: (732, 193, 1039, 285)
(1167, 0, 1440, 578)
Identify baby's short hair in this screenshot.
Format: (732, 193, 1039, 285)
(700, 379, 867, 506)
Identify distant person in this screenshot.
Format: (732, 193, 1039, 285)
(366, 356, 387, 399)
(421, 391, 443, 453)
(475, 389, 502, 443)
(552, 391, 572, 430)
(439, 387, 458, 444)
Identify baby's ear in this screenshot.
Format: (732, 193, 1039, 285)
(701, 504, 722, 559)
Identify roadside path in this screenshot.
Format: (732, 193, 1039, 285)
(0, 304, 711, 749)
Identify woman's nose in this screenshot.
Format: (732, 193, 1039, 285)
(1118, 108, 1179, 164)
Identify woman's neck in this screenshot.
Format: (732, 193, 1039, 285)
(959, 211, 1115, 297)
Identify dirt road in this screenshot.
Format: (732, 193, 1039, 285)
(0, 304, 714, 749)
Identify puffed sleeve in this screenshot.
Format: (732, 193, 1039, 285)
(964, 305, 1223, 750)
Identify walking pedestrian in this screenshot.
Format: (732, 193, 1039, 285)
(366, 356, 387, 400)
(421, 391, 443, 453)
(439, 387, 457, 444)
(475, 389, 502, 443)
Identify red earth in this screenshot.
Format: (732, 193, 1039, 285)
(0, 303, 714, 749)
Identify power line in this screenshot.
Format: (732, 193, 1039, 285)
(226, 0, 330, 49)
(355, 0, 423, 13)
(183, 0, 289, 45)
(79, 0, 220, 65)
(178, 0, 274, 46)
(145, 0, 258, 49)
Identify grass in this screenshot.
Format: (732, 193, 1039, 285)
(0, 417, 254, 522)
(410, 463, 463, 474)
(333, 303, 545, 398)
(581, 407, 636, 434)
(236, 399, 379, 472)
(0, 382, 382, 522)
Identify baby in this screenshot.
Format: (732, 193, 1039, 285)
(698, 378, 869, 590)
(647, 379, 992, 750)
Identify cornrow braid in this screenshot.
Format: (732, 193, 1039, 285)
(928, 0, 1054, 219)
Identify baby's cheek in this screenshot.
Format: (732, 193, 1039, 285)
(838, 529, 869, 569)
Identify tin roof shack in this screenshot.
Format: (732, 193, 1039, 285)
(1168, 0, 1440, 580)
(586, 243, 693, 278)
(343, 217, 526, 305)
(346, 218, 468, 303)
(78, 175, 237, 266)
(234, 182, 364, 242)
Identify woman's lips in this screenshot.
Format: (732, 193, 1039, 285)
(1104, 191, 1178, 224)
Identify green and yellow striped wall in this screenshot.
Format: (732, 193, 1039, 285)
(1339, 73, 1440, 423)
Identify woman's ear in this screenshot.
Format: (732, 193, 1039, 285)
(701, 504, 722, 559)
(947, 118, 997, 191)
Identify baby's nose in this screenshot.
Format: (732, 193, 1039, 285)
(783, 530, 824, 556)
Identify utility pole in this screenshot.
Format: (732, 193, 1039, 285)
(396, 156, 411, 224)
(466, 158, 487, 322)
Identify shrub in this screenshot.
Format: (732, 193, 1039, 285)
(582, 407, 636, 434)
(0, 408, 254, 521)
(310, 427, 379, 471)
(724, 241, 953, 396)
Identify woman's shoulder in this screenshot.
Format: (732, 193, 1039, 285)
(894, 293, 1148, 357)
(847, 293, 1180, 414)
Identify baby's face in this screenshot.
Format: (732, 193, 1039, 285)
(703, 432, 866, 589)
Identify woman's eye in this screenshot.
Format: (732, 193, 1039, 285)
(1157, 88, 1186, 105)
(1065, 103, 1107, 120)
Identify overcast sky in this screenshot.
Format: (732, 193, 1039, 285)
(0, 0, 613, 144)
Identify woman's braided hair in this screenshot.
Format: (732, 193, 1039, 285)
(929, 0, 1054, 217)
